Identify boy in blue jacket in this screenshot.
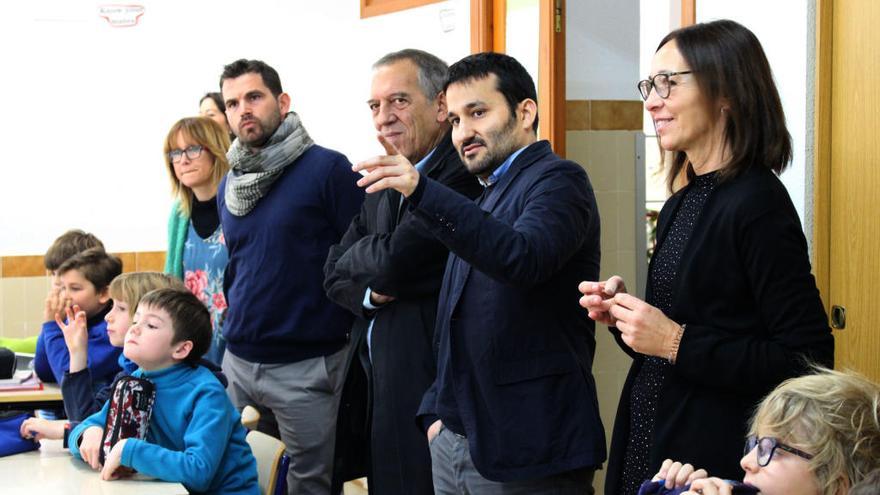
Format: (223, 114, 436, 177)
(21, 273, 228, 449)
(34, 247, 122, 386)
(40, 229, 105, 334)
(69, 288, 258, 494)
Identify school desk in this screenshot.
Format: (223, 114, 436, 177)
(0, 439, 186, 494)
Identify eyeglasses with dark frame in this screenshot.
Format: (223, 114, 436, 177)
(744, 436, 814, 467)
(168, 144, 204, 164)
(637, 71, 693, 101)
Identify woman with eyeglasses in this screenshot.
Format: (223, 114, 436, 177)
(578, 19, 834, 494)
(650, 368, 880, 495)
(162, 116, 231, 366)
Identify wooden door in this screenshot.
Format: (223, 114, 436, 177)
(815, 0, 880, 381)
(470, 0, 566, 154)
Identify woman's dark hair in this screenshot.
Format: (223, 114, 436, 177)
(200, 92, 226, 114)
(657, 19, 791, 192)
(445, 52, 538, 132)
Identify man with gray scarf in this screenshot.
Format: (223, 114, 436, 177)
(217, 59, 364, 494)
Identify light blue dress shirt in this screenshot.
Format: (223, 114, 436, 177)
(364, 147, 436, 360)
(477, 145, 528, 187)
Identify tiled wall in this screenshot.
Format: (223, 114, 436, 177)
(0, 275, 53, 339)
(0, 252, 165, 339)
(567, 127, 644, 490)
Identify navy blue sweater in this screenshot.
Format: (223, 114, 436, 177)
(218, 144, 364, 363)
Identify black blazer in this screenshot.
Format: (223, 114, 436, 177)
(604, 166, 834, 494)
(413, 140, 607, 482)
(324, 131, 481, 494)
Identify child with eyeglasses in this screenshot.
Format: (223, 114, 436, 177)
(643, 367, 880, 495)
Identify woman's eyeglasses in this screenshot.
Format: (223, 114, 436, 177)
(168, 144, 204, 164)
(637, 71, 693, 100)
(744, 435, 813, 467)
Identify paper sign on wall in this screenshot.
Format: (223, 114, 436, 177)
(98, 4, 145, 27)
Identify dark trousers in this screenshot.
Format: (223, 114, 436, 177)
(429, 426, 596, 495)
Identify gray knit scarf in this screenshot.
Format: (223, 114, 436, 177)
(224, 111, 314, 216)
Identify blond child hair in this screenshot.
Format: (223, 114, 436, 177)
(108, 272, 185, 318)
(749, 367, 880, 495)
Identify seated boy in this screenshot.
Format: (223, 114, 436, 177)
(42, 229, 105, 324)
(34, 247, 123, 385)
(20, 273, 228, 447)
(43, 229, 105, 293)
(27, 229, 105, 357)
(69, 288, 258, 494)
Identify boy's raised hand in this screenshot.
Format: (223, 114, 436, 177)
(43, 286, 70, 322)
(79, 426, 104, 470)
(56, 304, 89, 373)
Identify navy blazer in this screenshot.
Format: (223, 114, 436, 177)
(412, 140, 606, 482)
(324, 131, 482, 494)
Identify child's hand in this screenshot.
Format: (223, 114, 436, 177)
(56, 305, 88, 373)
(43, 286, 70, 322)
(19, 417, 65, 441)
(100, 438, 132, 481)
(653, 459, 708, 489)
(683, 477, 734, 495)
(79, 426, 104, 470)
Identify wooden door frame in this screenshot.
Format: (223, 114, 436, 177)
(360, 0, 444, 18)
(470, 0, 566, 155)
(681, 0, 695, 26)
(813, 0, 832, 307)
(470, 0, 506, 52)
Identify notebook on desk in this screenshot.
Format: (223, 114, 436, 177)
(0, 370, 43, 392)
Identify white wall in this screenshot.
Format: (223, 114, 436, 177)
(0, 0, 470, 255)
(567, 0, 640, 100)
(696, 1, 809, 228)
(640, 0, 679, 134)
(505, 0, 540, 86)
(638, 0, 810, 226)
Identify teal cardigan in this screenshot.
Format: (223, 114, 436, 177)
(164, 201, 189, 279)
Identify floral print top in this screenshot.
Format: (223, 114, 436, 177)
(183, 222, 229, 366)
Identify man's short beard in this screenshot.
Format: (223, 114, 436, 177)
(239, 108, 283, 149)
(462, 115, 519, 178)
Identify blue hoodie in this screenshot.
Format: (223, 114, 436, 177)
(70, 363, 258, 495)
(61, 354, 228, 423)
